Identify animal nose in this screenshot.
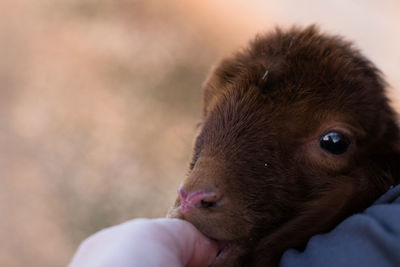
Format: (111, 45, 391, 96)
(178, 188, 220, 213)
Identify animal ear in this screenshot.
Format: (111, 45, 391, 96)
(202, 58, 242, 117)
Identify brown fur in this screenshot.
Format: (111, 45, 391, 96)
(168, 25, 400, 266)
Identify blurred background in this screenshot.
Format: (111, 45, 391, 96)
(0, 0, 399, 266)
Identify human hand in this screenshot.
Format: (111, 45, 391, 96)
(68, 218, 218, 267)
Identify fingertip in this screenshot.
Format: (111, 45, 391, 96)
(147, 218, 219, 267)
(186, 235, 218, 267)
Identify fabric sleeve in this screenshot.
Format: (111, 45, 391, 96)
(279, 194, 400, 267)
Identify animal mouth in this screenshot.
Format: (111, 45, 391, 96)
(209, 240, 239, 267)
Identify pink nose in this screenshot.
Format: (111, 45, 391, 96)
(178, 188, 220, 213)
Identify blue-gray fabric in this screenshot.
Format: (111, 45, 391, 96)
(280, 184, 400, 267)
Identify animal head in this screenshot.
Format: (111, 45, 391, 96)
(168, 25, 400, 267)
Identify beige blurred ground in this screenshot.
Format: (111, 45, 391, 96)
(0, 1, 399, 266)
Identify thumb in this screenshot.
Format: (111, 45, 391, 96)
(185, 229, 218, 267)
(152, 218, 218, 267)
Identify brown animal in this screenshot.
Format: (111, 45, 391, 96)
(167, 25, 400, 267)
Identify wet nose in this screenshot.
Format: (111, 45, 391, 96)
(178, 187, 221, 213)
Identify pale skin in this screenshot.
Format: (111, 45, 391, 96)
(68, 218, 218, 267)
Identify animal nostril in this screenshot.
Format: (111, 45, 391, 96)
(178, 188, 220, 212)
(200, 199, 217, 209)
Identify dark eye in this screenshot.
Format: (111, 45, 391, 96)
(320, 132, 350, 155)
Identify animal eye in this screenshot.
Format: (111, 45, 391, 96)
(319, 132, 350, 155)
